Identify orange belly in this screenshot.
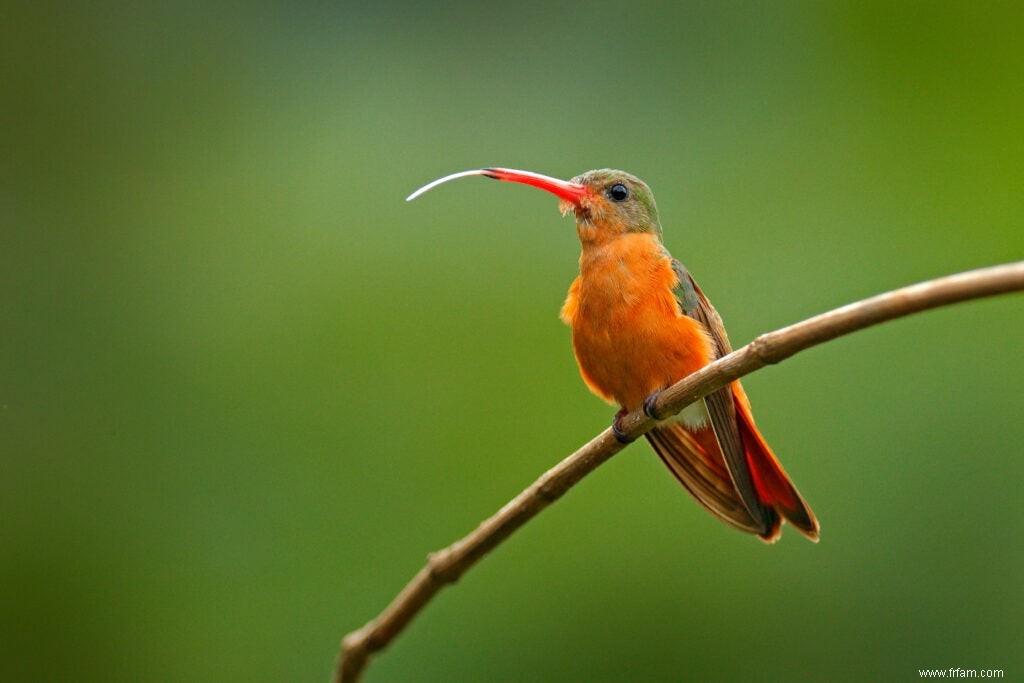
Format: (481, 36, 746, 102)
(559, 233, 715, 410)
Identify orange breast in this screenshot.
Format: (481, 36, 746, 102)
(559, 233, 715, 410)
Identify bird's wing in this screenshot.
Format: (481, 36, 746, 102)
(669, 260, 777, 536)
(646, 423, 775, 537)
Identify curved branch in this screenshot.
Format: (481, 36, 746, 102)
(335, 261, 1024, 683)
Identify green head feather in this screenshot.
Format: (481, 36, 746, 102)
(571, 169, 663, 239)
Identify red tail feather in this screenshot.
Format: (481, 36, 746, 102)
(732, 387, 819, 541)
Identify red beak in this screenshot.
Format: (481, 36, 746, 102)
(479, 168, 587, 204)
(407, 168, 587, 205)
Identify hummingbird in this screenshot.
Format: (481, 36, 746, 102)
(408, 168, 819, 542)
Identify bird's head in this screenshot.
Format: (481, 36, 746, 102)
(407, 167, 663, 245)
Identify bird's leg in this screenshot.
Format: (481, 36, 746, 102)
(612, 407, 636, 444)
(642, 390, 665, 421)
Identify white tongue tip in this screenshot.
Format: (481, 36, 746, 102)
(406, 169, 488, 201)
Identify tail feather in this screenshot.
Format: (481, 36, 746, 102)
(732, 390, 819, 541)
(646, 424, 782, 540)
(644, 385, 818, 543)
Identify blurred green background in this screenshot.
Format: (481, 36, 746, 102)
(3, 2, 1022, 681)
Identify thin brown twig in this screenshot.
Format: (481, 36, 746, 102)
(335, 261, 1024, 683)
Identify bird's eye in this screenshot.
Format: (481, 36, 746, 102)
(608, 183, 629, 202)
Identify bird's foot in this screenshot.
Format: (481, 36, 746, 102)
(612, 408, 636, 444)
(642, 390, 665, 421)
